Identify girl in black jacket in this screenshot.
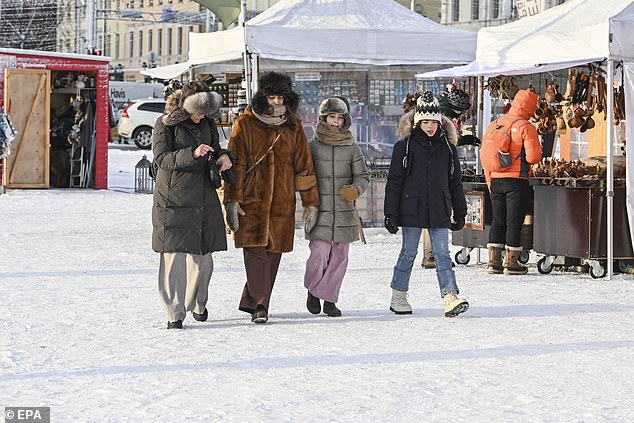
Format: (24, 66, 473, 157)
(384, 91, 469, 317)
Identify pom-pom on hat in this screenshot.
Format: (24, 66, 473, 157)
(413, 91, 442, 126)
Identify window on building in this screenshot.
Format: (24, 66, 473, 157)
(492, 0, 500, 18)
(167, 28, 173, 55)
(139, 30, 144, 57)
(115, 33, 120, 58)
(472, 0, 479, 20)
(129, 0, 135, 8)
(105, 34, 111, 56)
(452, 0, 459, 22)
(129, 32, 134, 58)
(148, 29, 153, 53)
(177, 27, 183, 55)
(148, 0, 154, 6)
(158, 29, 163, 55)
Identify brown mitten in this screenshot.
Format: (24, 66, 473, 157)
(295, 170, 317, 191)
(339, 184, 359, 201)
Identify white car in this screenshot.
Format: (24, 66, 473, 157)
(117, 98, 166, 149)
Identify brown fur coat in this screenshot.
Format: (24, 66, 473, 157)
(223, 106, 319, 252)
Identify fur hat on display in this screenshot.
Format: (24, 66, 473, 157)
(251, 72, 300, 118)
(413, 91, 442, 126)
(183, 91, 223, 118)
(319, 97, 352, 130)
(439, 86, 471, 119)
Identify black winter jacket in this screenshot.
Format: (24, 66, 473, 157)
(152, 111, 230, 254)
(384, 115, 466, 229)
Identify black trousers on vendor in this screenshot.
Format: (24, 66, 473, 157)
(487, 178, 531, 275)
(489, 178, 530, 247)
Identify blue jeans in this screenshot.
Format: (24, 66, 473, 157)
(390, 227, 459, 297)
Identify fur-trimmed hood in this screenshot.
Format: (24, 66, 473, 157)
(161, 90, 222, 126)
(397, 111, 457, 145)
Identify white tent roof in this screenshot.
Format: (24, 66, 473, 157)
(144, 0, 476, 79)
(244, 0, 475, 65)
(420, 0, 634, 78)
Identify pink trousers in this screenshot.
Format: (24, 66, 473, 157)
(303, 240, 349, 303)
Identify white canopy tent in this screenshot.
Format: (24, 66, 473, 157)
(418, 0, 634, 279)
(143, 0, 476, 79)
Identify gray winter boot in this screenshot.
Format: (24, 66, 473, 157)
(390, 289, 412, 315)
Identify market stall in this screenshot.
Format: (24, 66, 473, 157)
(142, 0, 477, 153)
(419, 0, 634, 278)
(0, 49, 110, 190)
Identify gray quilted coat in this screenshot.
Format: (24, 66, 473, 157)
(306, 139, 369, 243)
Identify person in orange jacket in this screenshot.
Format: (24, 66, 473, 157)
(485, 89, 542, 275)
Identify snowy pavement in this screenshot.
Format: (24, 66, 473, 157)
(0, 147, 632, 422)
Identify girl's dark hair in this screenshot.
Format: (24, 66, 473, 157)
(178, 80, 210, 108)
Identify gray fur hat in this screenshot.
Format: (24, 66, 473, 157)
(183, 91, 223, 118)
(319, 97, 352, 130)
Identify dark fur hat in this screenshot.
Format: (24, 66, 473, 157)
(251, 72, 300, 120)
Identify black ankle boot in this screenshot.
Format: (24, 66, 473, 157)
(306, 290, 321, 314)
(167, 320, 183, 329)
(323, 301, 341, 317)
(192, 308, 208, 322)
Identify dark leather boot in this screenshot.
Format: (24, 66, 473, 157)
(323, 301, 342, 317)
(306, 290, 321, 314)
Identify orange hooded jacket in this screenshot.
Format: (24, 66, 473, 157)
(485, 90, 542, 183)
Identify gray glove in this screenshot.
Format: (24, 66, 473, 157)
(225, 202, 245, 232)
(303, 206, 319, 233)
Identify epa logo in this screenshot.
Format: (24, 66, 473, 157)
(4, 407, 50, 423)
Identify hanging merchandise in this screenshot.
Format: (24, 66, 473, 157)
(0, 108, 17, 159)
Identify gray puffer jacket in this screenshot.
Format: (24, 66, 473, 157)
(306, 139, 369, 243)
(151, 102, 230, 254)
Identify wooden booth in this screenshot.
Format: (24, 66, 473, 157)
(0, 48, 110, 190)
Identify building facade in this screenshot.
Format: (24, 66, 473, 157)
(439, 0, 567, 30)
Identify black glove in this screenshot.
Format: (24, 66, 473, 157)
(457, 134, 481, 147)
(450, 216, 465, 231)
(384, 215, 399, 234)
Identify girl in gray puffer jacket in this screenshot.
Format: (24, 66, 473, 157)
(304, 97, 369, 317)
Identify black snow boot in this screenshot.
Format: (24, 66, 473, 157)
(167, 320, 183, 329)
(192, 308, 208, 322)
(306, 290, 321, 314)
(323, 301, 342, 317)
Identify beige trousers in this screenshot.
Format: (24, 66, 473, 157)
(158, 252, 214, 322)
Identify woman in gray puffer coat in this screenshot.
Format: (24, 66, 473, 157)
(304, 97, 369, 317)
(152, 81, 233, 329)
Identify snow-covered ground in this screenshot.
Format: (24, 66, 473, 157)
(1, 145, 633, 422)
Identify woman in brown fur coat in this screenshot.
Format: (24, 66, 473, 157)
(224, 72, 319, 324)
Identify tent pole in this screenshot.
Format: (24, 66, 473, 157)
(476, 76, 484, 175)
(241, 0, 252, 102)
(606, 59, 615, 280)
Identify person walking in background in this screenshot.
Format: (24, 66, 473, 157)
(151, 80, 233, 329)
(484, 89, 542, 275)
(304, 97, 369, 317)
(384, 92, 469, 317)
(223, 72, 320, 324)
